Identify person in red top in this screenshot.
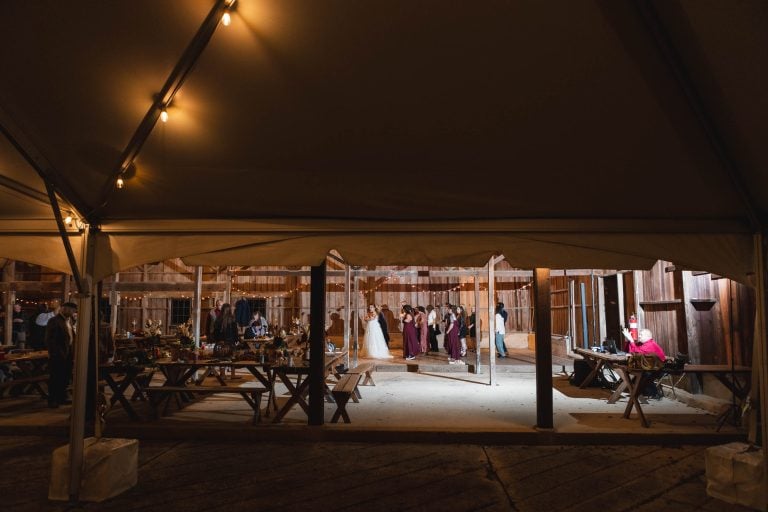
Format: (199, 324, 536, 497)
(623, 327, 665, 360)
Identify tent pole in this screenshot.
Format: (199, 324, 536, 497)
(308, 262, 326, 426)
(67, 226, 95, 501)
(534, 267, 553, 429)
(192, 266, 202, 347)
(474, 275, 481, 374)
(488, 258, 496, 386)
(344, 265, 351, 368)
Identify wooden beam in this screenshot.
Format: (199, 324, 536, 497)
(534, 267, 553, 429)
(488, 258, 496, 386)
(110, 282, 226, 292)
(474, 275, 481, 373)
(308, 263, 326, 426)
(0, 281, 65, 293)
(344, 265, 351, 368)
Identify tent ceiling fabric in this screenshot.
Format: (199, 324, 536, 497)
(0, 1, 766, 278)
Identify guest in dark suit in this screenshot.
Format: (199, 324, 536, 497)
(45, 301, 77, 408)
(377, 306, 390, 347)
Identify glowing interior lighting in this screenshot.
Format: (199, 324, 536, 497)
(160, 108, 169, 123)
(222, 11, 231, 26)
(116, 177, 125, 189)
(64, 215, 73, 225)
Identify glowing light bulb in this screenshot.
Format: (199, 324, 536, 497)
(160, 108, 168, 123)
(222, 11, 231, 26)
(116, 177, 124, 189)
(64, 215, 73, 225)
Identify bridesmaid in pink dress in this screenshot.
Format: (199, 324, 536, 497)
(416, 306, 429, 353)
(401, 305, 420, 360)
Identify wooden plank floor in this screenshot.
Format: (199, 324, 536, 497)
(0, 436, 753, 511)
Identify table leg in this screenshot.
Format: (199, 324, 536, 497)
(272, 372, 310, 423)
(579, 359, 604, 389)
(104, 373, 139, 420)
(622, 372, 650, 428)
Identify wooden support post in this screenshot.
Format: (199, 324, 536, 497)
(534, 267, 553, 429)
(488, 258, 496, 386)
(344, 265, 351, 368)
(192, 266, 202, 347)
(597, 276, 607, 344)
(224, 267, 232, 305)
(109, 273, 119, 338)
(3, 261, 14, 345)
(633, 270, 645, 329)
(569, 279, 576, 351)
(62, 274, 71, 303)
(474, 275, 481, 374)
(309, 263, 326, 426)
(353, 274, 359, 367)
(617, 273, 626, 328)
(580, 282, 588, 348)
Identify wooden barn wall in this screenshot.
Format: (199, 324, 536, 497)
(625, 261, 754, 365)
(7, 256, 753, 365)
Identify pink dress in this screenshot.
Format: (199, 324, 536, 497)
(417, 312, 428, 352)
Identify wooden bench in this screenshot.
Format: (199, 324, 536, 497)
(348, 362, 375, 386)
(145, 385, 267, 424)
(331, 373, 362, 424)
(0, 374, 48, 399)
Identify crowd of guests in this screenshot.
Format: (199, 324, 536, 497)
(392, 302, 509, 364)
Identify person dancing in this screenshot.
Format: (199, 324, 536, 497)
(361, 305, 392, 359)
(445, 306, 463, 364)
(401, 305, 420, 361)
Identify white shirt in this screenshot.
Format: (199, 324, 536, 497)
(494, 313, 505, 335)
(427, 310, 437, 326)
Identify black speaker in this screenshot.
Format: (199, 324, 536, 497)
(571, 359, 599, 387)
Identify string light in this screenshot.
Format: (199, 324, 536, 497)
(221, 11, 231, 26)
(116, 176, 124, 189)
(160, 108, 169, 123)
(64, 215, 73, 225)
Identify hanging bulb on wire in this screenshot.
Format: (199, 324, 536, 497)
(116, 177, 125, 189)
(160, 108, 169, 123)
(222, 11, 231, 26)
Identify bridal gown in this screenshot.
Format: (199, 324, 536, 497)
(361, 318, 393, 359)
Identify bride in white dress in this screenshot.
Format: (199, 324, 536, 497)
(360, 305, 393, 359)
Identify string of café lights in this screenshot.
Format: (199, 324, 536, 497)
(114, 0, 237, 191)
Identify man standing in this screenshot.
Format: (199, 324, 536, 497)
(377, 306, 390, 348)
(207, 299, 222, 340)
(45, 301, 77, 408)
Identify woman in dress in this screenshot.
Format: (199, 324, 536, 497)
(416, 306, 429, 354)
(445, 306, 462, 364)
(360, 305, 392, 359)
(401, 305, 420, 361)
(456, 305, 468, 357)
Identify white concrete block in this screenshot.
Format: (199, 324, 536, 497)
(706, 442, 767, 510)
(49, 437, 138, 502)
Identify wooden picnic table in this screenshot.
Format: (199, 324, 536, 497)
(682, 364, 751, 429)
(152, 359, 272, 418)
(267, 351, 347, 424)
(0, 350, 49, 399)
(573, 347, 628, 402)
(99, 363, 155, 420)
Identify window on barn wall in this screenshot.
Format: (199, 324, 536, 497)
(247, 298, 267, 317)
(98, 297, 111, 323)
(171, 299, 192, 326)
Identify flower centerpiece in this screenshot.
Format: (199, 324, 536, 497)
(261, 335, 289, 365)
(176, 319, 194, 347)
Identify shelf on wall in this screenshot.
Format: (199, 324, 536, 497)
(689, 298, 717, 303)
(639, 299, 682, 306)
